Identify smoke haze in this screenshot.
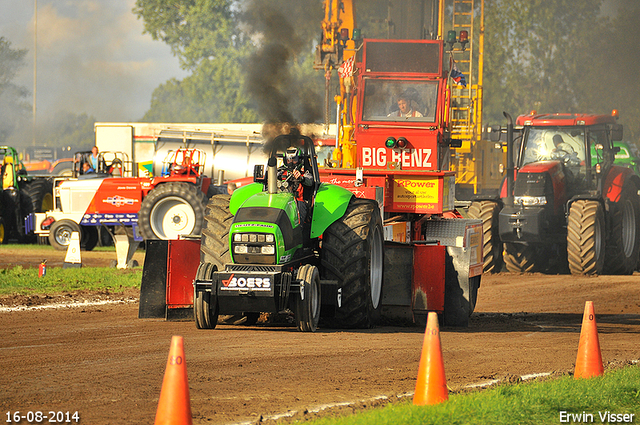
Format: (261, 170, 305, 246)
(0, 0, 187, 123)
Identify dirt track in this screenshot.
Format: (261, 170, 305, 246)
(0, 247, 639, 424)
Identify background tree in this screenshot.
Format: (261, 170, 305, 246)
(0, 36, 30, 144)
(483, 0, 640, 144)
(41, 112, 96, 151)
(483, 0, 603, 123)
(134, 0, 326, 124)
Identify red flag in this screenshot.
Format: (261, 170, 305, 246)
(338, 55, 355, 79)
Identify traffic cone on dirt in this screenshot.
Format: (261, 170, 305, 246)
(413, 311, 449, 405)
(154, 336, 193, 425)
(574, 301, 604, 379)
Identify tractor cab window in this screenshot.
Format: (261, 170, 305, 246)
(521, 128, 585, 167)
(361, 79, 439, 122)
(587, 130, 609, 166)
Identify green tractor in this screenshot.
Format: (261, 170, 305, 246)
(1, 146, 54, 243)
(193, 134, 384, 332)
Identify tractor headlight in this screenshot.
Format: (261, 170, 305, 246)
(514, 196, 547, 206)
(232, 232, 276, 256)
(261, 245, 275, 255)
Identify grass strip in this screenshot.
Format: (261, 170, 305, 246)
(0, 265, 142, 295)
(304, 366, 640, 425)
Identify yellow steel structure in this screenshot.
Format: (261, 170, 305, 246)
(445, 0, 503, 199)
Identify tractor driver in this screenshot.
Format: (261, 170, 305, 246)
(551, 134, 580, 166)
(279, 147, 313, 224)
(388, 94, 423, 118)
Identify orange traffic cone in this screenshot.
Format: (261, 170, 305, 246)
(574, 301, 604, 379)
(413, 311, 449, 405)
(154, 336, 193, 425)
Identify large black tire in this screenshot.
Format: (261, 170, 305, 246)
(604, 183, 640, 275)
(467, 201, 503, 273)
(567, 200, 605, 275)
(199, 194, 253, 325)
(320, 198, 384, 329)
(48, 219, 81, 251)
(48, 220, 98, 251)
(138, 183, 207, 240)
(200, 195, 233, 268)
(295, 264, 321, 332)
(21, 178, 54, 215)
(503, 242, 540, 273)
(80, 226, 98, 251)
(194, 262, 219, 329)
(20, 178, 54, 243)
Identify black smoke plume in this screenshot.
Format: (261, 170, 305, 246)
(240, 0, 323, 152)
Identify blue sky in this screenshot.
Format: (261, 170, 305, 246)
(0, 0, 188, 122)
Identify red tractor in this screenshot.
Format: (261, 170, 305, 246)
(470, 111, 640, 275)
(30, 147, 216, 251)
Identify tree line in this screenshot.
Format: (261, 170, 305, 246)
(1, 0, 639, 150)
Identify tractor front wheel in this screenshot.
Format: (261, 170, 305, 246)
(194, 262, 219, 329)
(295, 264, 321, 332)
(503, 242, 540, 273)
(139, 183, 206, 240)
(48, 219, 81, 251)
(567, 200, 605, 275)
(320, 198, 384, 329)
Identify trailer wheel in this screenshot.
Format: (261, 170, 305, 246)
(567, 200, 605, 275)
(139, 183, 206, 240)
(320, 198, 384, 329)
(194, 262, 218, 329)
(604, 183, 640, 274)
(295, 264, 321, 332)
(468, 201, 503, 273)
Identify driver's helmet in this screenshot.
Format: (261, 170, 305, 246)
(284, 147, 301, 167)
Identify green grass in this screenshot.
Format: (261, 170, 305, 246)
(0, 266, 142, 295)
(0, 243, 118, 252)
(304, 366, 640, 425)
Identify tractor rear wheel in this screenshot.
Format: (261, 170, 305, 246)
(200, 195, 232, 268)
(468, 200, 503, 273)
(295, 264, 321, 332)
(320, 198, 384, 329)
(138, 183, 206, 240)
(20, 178, 54, 243)
(194, 262, 219, 329)
(604, 183, 640, 274)
(567, 200, 605, 275)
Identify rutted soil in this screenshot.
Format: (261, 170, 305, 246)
(0, 246, 639, 424)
